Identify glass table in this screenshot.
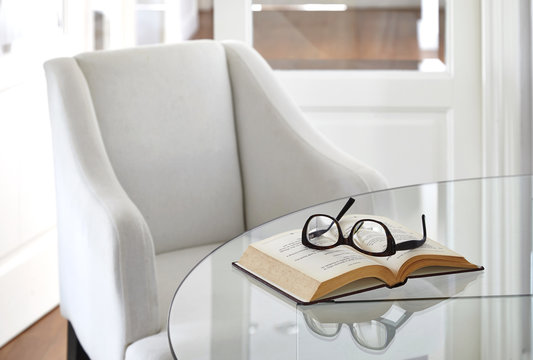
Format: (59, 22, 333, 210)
(168, 175, 533, 359)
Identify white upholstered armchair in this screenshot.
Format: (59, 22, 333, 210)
(44, 40, 387, 359)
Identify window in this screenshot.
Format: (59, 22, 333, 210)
(251, 0, 446, 71)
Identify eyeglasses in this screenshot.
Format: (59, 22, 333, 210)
(301, 198, 427, 256)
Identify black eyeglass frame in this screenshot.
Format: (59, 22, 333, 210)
(301, 198, 427, 257)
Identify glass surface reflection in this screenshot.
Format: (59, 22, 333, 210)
(299, 271, 479, 353)
(297, 296, 533, 359)
(303, 304, 413, 351)
(168, 175, 533, 360)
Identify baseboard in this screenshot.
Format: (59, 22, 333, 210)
(0, 228, 59, 347)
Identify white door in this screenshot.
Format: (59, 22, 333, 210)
(213, 0, 481, 188)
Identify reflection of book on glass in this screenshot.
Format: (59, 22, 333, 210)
(303, 298, 438, 351)
(233, 214, 483, 304)
(302, 296, 441, 351)
(301, 272, 480, 351)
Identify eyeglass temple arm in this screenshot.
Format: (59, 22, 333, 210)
(395, 214, 427, 251)
(336, 197, 355, 221)
(307, 197, 355, 239)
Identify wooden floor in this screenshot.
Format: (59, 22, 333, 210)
(0, 307, 66, 360)
(0, 8, 435, 360)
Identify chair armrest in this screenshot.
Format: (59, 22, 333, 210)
(223, 41, 389, 228)
(44, 58, 159, 359)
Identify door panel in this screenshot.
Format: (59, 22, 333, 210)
(214, 0, 481, 188)
(306, 110, 450, 187)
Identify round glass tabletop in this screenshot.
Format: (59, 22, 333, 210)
(168, 175, 533, 359)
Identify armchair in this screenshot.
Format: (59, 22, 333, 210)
(44, 40, 387, 359)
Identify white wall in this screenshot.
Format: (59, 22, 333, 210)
(0, 0, 77, 346)
(134, 0, 199, 45)
(0, 76, 59, 347)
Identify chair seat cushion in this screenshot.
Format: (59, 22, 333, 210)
(125, 325, 213, 360)
(155, 242, 223, 328)
(125, 331, 172, 360)
(126, 242, 222, 359)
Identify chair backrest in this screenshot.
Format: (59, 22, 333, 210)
(73, 42, 245, 254)
(48, 40, 387, 256)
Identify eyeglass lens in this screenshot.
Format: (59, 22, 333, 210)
(351, 221, 388, 253)
(305, 215, 339, 247)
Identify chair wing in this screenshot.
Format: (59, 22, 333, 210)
(44, 58, 159, 359)
(223, 41, 388, 229)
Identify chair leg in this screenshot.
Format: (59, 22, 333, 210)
(67, 322, 90, 360)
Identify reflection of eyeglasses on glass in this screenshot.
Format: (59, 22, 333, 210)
(303, 309, 412, 351)
(301, 197, 427, 257)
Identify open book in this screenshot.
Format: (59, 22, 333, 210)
(233, 214, 483, 304)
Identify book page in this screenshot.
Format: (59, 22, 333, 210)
(340, 215, 463, 274)
(250, 230, 381, 283)
(378, 239, 465, 274)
